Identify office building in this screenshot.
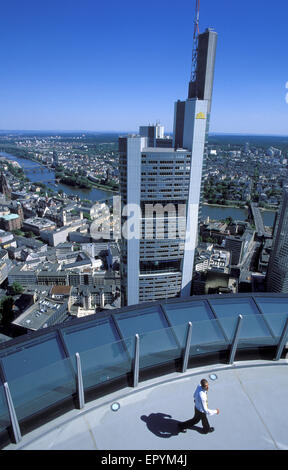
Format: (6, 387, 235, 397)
(0, 173, 11, 200)
(119, 28, 217, 306)
(266, 188, 288, 292)
(52, 150, 59, 166)
(0, 213, 21, 232)
(12, 297, 69, 333)
(224, 230, 255, 266)
(22, 217, 56, 236)
(139, 124, 164, 147)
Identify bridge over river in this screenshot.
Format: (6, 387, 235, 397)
(249, 202, 271, 237)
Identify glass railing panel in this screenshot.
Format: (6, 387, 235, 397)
(238, 314, 276, 346)
(8, 356, 76, 423)
(62, 317, 122, 356)
(210, 315, 240, 343)
(262, 312, 288, 339)
(138, 326, 182, 369)
(0, 385, 10, 435)
(171, 318, 228, 355)
(78, 337, 133, 390)
(162, 299, 215, 325)
(208, 297, 260, 318)
(1, 333, 67, 382)
(114, 305, 169, 339)
(254, 297, 288, 316)
(165, 323, 188, 349)
(187, 318, 230, 356)
(214, 313, 275, 346)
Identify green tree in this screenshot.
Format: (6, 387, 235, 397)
(25, 231, 35, 238)
(11, 229, 24, 236)
(11, 282, 24, 295)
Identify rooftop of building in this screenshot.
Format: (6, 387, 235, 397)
(37, 270, 67, 277)
(0, 213, 19, 221)
(0, 229, 13, 236)
(12, 297, 68, 330)
(23, 217, 56, 228)
(50, 285, 72, 296)
(0, 292, 287, 450)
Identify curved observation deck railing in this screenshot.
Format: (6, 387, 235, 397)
(0, 293, 287, 448)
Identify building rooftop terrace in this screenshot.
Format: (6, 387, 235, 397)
(4, 359, 288, 450)
(0, 293, 287, 450)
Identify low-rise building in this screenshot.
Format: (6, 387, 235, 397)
(209, 248, 230, 273)
(12, 297, 69, 333)
(8, 265, 38, 287)
(40, 220, 87, 246)
(50, 285, 72, 300)
(23, 217, 56, 235)
(0, 213, 21, 231)
(37, 270, 68, 286)
(224, 230, 255, 266)
(192, 271, 238, 295)
(0, 230, 14, 245)
(0, 258, 12, 285)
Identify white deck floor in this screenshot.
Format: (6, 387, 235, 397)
(4, 359, 288, 450)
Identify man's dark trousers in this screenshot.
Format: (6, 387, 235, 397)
(180, 406, 211, 433)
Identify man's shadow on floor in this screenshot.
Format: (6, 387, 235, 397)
(141, 413, 205, 438)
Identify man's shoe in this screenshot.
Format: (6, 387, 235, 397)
(178, 424, 187, 433)
(203, 427, 214, 434)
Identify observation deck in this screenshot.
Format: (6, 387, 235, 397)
(0, 293, 288, 450)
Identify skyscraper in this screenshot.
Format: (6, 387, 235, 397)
(0, 172, 11, 200)
(119, 27, 217, 306)
(52, 151, 59, 167)
(266, 188, 288, 292)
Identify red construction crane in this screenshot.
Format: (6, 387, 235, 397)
(190, 0, 200, 82)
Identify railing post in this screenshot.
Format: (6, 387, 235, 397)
(182, 322, 192, 373)
(75, 352, 85, 409)
(228, 314, 243, 364)
(274, 317, 288, 361)
(133, 334, 140, 388)
(3, 382, 22, 444)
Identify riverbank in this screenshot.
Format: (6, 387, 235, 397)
(57, 177, 118, 194)
(0, 151, 115, 202)
(203, 202, 247, 210)
(1, 149, 117, 193)
(203, 202, 277, 213)
(89, 181, 118, 193)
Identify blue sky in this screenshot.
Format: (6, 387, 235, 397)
(1, 0, 288, 135)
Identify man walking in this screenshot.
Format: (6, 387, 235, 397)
(178, 378, 219, 434)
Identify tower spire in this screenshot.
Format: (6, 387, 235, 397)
(190, 0, 200, 83)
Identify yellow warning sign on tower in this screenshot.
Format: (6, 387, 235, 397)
(196, 112, 206, 119)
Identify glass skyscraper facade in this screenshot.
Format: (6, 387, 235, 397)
(119, 29, 218, 306)
(266, 188, 288, 292)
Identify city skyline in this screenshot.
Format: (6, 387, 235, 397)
(1, 0, 288, 135)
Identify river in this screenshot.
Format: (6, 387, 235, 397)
(0, 152, 113, 202)
(1, 151, 276, 226)
(202, 204, 276, 227)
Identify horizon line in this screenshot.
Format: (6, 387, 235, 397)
(1, 130, 288, 138)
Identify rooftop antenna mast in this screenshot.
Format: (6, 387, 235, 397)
(190, 0, 200, 82)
